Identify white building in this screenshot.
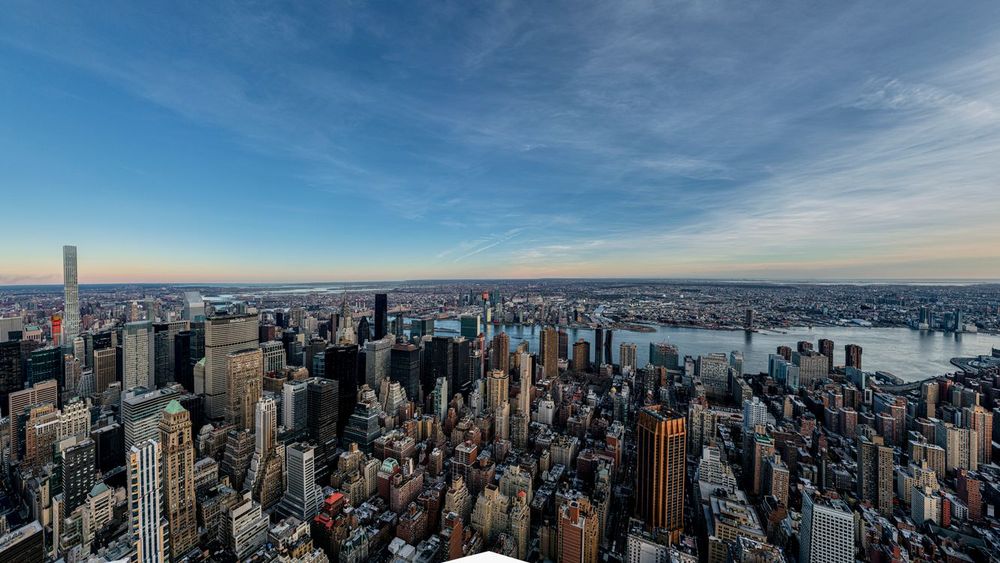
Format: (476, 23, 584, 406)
(799, 494, 853, 563)
(62, 245, 80, 343)
(128, 440, 167, 563)
(911, 486, 941, 525)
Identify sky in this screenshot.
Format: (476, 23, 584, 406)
(2, 1, 1000, 284)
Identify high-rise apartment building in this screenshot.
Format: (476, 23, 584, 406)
(799, 494, 853, 563)
(542, 327, 559, 379)
(487, 369, 509, 412)
(491, 332, 510, 375)
(159, 400, 198, 559)
(845, 344, 862, 371)
(128, 439, 167, 563)
(857, 433, 893, 516)
(619, 343, 637, 374)
(558, 497, 600, 563)
(636, 406, 686, 540)
(8, 379, 59, 459)
(572, 339, 590, 372)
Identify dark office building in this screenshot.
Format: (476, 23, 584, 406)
(424, 336, 453, 400)
(558, 330, 569, 360)
(259, 324, 276, 343)
(410, 318, 435, 340)
(452, 337, 471, 398)
(57, 438, 97, 513)
(594, 328, 603, 367)
(356, 316, 371, 347)
(797, 340, 813, 354)
(307, 377, 339, 482)
(0, 341, 27, 416)
(179, 392, 206, 437)
(189, 321, 205, 362)
(604, 329, 613, 366)
(304, 338, 328, 378)
(0, 521, 45, 563)
(92, 330, 113, 352)
(324, 344, 359, 438)
(91, 423, 124, 474)
(174, 331, 193, 392)
(374, 293, 389, 341)
(275, 310, 287, 329)
(28, 347, 63, 388)
(391, 343, 422, 402)
(283, 329, 303, 366)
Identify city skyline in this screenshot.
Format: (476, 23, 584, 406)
(4, 2, 1000, 283)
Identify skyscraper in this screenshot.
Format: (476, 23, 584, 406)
(128, 439, 167, 563)
(487, 369, 509, 412)
(159, 400, 198, 559)
(460, 314, 481, 339)
(799, 494, 854, 563)
(636, 406, 686, 540)
(325, 344, 358, 437)
(490, 332, 510, 375)
(558, 497, 600, 563)
(225, 348, 263, 429)
(572, 339, 590, 372)
(390, 343, 421, 402)
(278, 442, 322, 520)
(594, 328, 603, 368)
(123, 321, 154, 391)
(204, 314, 259, 420)
(62, 245, 80, 344)
(857, 432, 893, 516)
(604, 329, 613, 366)
(183, 291, 205, 322)
(93, 347, 117, 395)
(619, 343, 637, 374)
(845, 344, 862, 371)
(374, 293, 389, 341)
(818, 339, 834, 373)
(541, 327, 559, 379)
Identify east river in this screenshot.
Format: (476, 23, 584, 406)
(425, 321, 1000, 382)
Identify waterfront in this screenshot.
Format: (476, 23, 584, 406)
(428, 321, 1000, 381)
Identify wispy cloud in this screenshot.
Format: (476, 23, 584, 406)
(2, 1, 1000, 280)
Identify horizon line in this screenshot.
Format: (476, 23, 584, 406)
(3, 276, 1000, 288)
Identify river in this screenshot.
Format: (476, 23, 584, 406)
(422, 321, 1000, 382)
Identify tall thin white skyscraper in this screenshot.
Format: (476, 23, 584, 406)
(128, 439, 167, 563)
(62, 245, 80, 344)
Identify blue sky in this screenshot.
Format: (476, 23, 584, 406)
(2, 1, 1000, 283)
